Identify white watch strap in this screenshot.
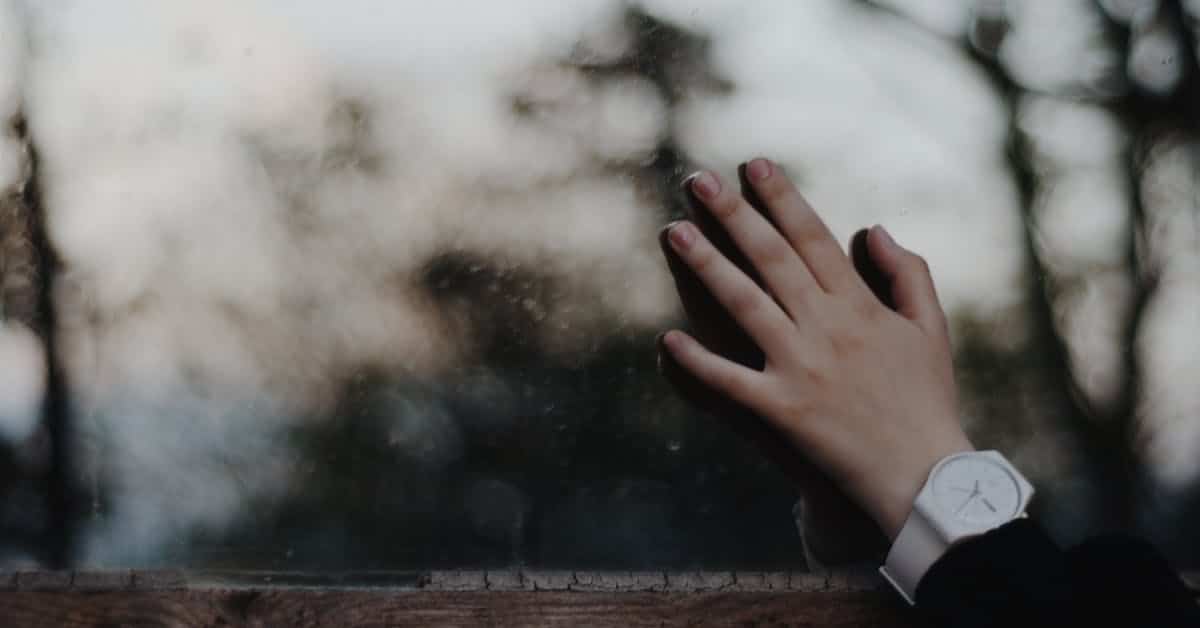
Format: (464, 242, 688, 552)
(879, 508, 943, 605)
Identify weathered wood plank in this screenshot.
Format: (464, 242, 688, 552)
(0, 569, 880, 593)
(0, 590, 918, 628)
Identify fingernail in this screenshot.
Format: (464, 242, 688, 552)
(690, 171, 720, 200)
(661, 330, 683, 350)
(874, 225, 898, 249)
(659, 220, 681, 240)
(747, 158, 772, 182)
(669, 222, 697, 251)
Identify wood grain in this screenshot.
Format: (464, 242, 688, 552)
(0, 590, 918, 627)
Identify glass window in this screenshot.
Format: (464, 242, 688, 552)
(1, 0, 1197, 571)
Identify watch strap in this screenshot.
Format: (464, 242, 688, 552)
(879, 505, 943, 605)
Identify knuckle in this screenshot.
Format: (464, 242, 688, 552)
(823, 308, 869, 353)
(712, 367, 749, 397)
(726, 285, 763, 317)
(689, 244, 715, 272)
(709, 190, 741, 219)
(756, 236, 793, 267)
(774, 395, 812, 424)
(830, 329, 867, 355)
(799, 361, 833, 393)
(855, 295, 887, 321)
(793, 225, 839, 260)
(762, 373, 809, 415)
(757, 175, 794, 205)
(791, 221, 827, 249)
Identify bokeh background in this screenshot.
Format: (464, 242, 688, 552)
(0, 0, 1198, 572)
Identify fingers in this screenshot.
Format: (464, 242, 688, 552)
(657, 227, 765, 370)
(657, 334, 747, 418)
(736, 161, 775, 226)
(660, 330, 769, 411)
(849, 228, 895, 311)
(866, 225, 951, 346)
(666, 221, 796, 353)
(686, 170, 817, 319)
(684, 171, 764, 285)
(740, 158, 866, 297)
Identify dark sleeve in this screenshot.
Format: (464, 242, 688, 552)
(913, 519, 1200, 628)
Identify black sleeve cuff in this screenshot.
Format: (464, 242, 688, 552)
(914, 519, 1200, 627)
(1065, 532, 1200, 626)
(914, 519, 1073, 627)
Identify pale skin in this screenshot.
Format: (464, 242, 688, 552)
(660, 158, 974, 540)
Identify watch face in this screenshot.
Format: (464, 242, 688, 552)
(930, 455, 1023, 527)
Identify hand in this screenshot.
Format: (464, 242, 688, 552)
(659, 158, 973, 539)
(657, 164, 889, 563)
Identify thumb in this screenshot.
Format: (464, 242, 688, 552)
(866, 225, 950, 345)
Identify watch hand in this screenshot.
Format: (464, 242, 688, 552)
(982, 498, 997, 513)
(956, 493, 977, 515)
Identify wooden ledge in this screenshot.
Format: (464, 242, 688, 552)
(0, 568, 885, 593)
(0, 569, 920, 627)
(0, 590, 915, 627)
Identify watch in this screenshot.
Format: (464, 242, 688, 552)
(880, 450, 1033, 605)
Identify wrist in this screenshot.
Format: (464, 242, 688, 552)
(874, 437, 975, 540)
